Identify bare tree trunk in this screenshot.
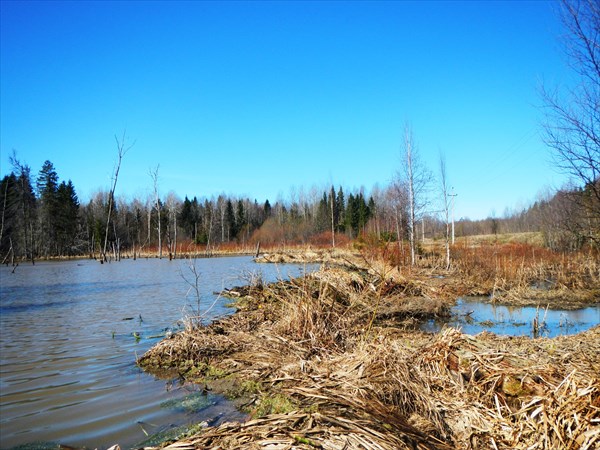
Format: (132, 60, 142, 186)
(91, 230, 95, 259)
(150, 166, 162, 259)
(440, 154, 451, 270)
(402, 124, 431, 266)
(0, 175, 8, 249)
(11, 155, 36, 265)
(220, 200, 226, 243)
(9, 237, 14, 266)
(405, 126, 416, 266)
(206, 213, 213, 256)
(395, 206, 402, 266)
(255, 241, 261, 258)
(29, 220, 35, 265)
(112, 221, 119, 261)
(330, 189, 336, 248)
(1, 237, 14, 266)
(451, 189, 456, 245)
(166, 212, 173, 260)
(173, 212, 177, 259)
(102, 132, 132, 262)
(146, 199, 152, 250)
(246, 199, 251, 243)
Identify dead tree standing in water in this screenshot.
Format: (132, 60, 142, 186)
(102, 132, 133, 262)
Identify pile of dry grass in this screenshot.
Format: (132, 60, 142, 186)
(138, 263, 599, 450)
(416, 327, 600, 449)
(254, 247, 365, 268)
(159, 411, 448, 450)
(268, 326, 599, 449)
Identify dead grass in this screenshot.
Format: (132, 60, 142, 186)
(449, 241, 600, 306)
(138, 257, 600, 450)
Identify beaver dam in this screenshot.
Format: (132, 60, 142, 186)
(139, 250, 599, 449)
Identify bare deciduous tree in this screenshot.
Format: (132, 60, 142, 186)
(165, 191, 180, 260)
(401, 124, 431, 266)
(330, 185, 336, 248)
(102, 132, 133, 262)
(542, 0, 600, 244)
(149, 165, 162, 259)
(439, 154, 451, 269)
(385, 180, 407, 264)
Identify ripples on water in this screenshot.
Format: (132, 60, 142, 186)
(0, 257, 316, 449)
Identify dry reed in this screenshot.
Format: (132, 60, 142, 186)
(138, 257, 599, 450)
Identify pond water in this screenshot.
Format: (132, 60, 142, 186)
(0, 256, 317, 449)
(422, 296, 600, 338)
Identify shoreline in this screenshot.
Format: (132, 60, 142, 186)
(137, 251, 600, 449)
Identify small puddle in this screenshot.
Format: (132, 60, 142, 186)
(422, 296, 600, 338)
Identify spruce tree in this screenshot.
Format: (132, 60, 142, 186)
(316, 192, 329, 232)
(236, 200, 245, 239)
(179, 196, 195, 238)
(336, 187, 345, 232)
(264, 199, 272, 217)
(225, 199, 236, 240)
(37, 160, 60, 255)
(55, 180, 79, 255)
(345, 193, 356, 237)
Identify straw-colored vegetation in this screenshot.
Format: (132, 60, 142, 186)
(450, 241, 600, 306)
(139, 243, 599, 449)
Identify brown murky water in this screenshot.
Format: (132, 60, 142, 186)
(0, 257, 315, 449)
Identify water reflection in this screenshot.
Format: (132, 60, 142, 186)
(422, 296, 600, 337)
(0, 257, 317, 449)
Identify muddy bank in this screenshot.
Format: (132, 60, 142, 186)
(139, 260, 599, 449)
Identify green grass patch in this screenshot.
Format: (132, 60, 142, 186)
(248, 393, 296, 418)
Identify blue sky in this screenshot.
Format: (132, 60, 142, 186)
(1, 1, 573, 220)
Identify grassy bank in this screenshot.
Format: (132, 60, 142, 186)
(138, 248, 599, 449)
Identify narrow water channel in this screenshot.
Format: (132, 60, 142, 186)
(0, 256, 317, 449)
(422, 296, 600, 337)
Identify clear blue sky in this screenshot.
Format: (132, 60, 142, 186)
(1, 0, 573, 220)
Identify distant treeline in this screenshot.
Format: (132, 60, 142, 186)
(1, 158, 598, 263)
(0, 159, 376, 262)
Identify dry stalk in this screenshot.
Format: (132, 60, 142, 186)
(138, 259, 599, 450)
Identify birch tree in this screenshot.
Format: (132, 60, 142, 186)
(165, 191, 180, 259)
(387, 179, 408, 264)
(330, 185, 336, 247)
(149, 165, 162, 258)
(439, 154, 451, 269)
(401, 124, 431, 266)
